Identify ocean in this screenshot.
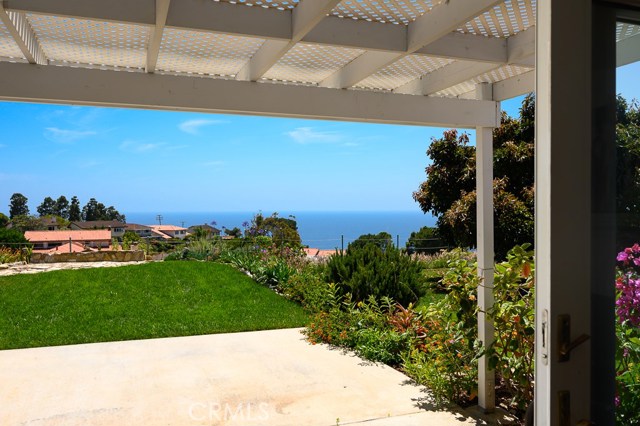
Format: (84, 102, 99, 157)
(125, 211, 436, 250)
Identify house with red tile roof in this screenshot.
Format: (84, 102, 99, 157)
(149, 225, 188, 240)
(126, 223, 156, 239)
(304, 247, 338, 259)
(41, 241, 94, 254)
(25, 230, 111, 251)
(70, 221, 126, 239)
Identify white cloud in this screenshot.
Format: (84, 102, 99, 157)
(179, 119, 225, 135)
(286, 127, 343, 144)
(44, 127, 97, 143)
(119, 140, 167, 153)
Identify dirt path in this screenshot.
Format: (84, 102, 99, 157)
(0, 261, 148, 277)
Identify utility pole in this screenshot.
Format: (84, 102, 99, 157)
(156, 214, 163, 225)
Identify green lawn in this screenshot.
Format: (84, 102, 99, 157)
(0, 261, 308, 350)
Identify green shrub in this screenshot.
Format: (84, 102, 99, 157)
(305, 296, 410, 366)
(256, 258, 295, 289)
(0, 228, 29, 249)
(280, 268, 339, 313)
(219, 249, 261, 273)
(408, 254, 480, 406)
(0, 247, 22, 264)
(326, 244, 425, 305)
(353, 327, 410, 365)
(486, 244, 535, 412)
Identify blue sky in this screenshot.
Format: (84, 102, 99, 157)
(1, 62, 639, 215)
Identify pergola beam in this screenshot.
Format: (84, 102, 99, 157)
(5, 0, 534, 67)
(236, 0, 341, 82)
(417, 31, 507, 63)
(321, 0, 504, 88)
(0, 5, 46, 65)
(145, 0, 171, 74)
(507, 26, 536, 67)
(394, 61, 499, 95)
(5, 0, 156, 26)
(0, 62, 499, 129)
(492, 70, 534, 101)
(395, 26, 535, 96)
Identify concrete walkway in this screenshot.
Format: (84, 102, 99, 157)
(0, 329, 498, 426)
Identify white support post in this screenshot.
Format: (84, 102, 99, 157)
(476, 82, 495, 413)
(535, 0, 593, 423)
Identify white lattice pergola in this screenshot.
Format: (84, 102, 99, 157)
(1, 0, 639, 422)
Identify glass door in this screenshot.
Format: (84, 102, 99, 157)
(614, 13, 640, 424)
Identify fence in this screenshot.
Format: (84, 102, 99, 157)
(0, 235, 451, 264)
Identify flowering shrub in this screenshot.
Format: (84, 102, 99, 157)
(305, 296, 412, 366)
(403, 253, 480, 405)
(615, 244, 640, 423)
(486, 244, 534, 413)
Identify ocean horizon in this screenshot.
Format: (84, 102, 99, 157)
(125, 211, 437, 250)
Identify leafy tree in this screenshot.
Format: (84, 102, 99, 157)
(9, 215, 45, 232)
(54, 196, 70, 219)
(9, 193, 29, 219)
(104, 206, 126, 222)
(350, 232, 393, 250)
(406, 226, 444, 254)
(81, 198, 125, 222)
(0, 213, 9, 228)
(82, 198, 104, 221)
(69, 196, 82, 222)
(36, 197, 56, 217)
(413, 94, 535, 259)
(0, 228, 29, 248)
(224, 227, 242, 238)
(123, 230, 141, 244)
(248, 212, 301, 247)
(616, 96, 640, 248)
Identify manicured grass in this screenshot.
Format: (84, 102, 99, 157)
(0, 261, 308, 350)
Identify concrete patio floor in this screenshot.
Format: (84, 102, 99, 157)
(0, 328, 505, 426)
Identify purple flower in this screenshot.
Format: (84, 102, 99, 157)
(618, 251, 629, 262)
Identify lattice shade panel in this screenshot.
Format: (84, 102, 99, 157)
(262, 43, 363, 85)
(458, 0, 535, 38)
(26, 14, 149, 69)
(331, 0, 441, 25)
(435, 64, 532, 98)
(213, 0, 299, 10)
(0, 19, 26, 61)
(157, 28, 263, 78)
(356, 54, 453, 91)
(617, 22, 640, 42)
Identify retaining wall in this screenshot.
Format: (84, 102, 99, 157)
(31, 250, 145, 264)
